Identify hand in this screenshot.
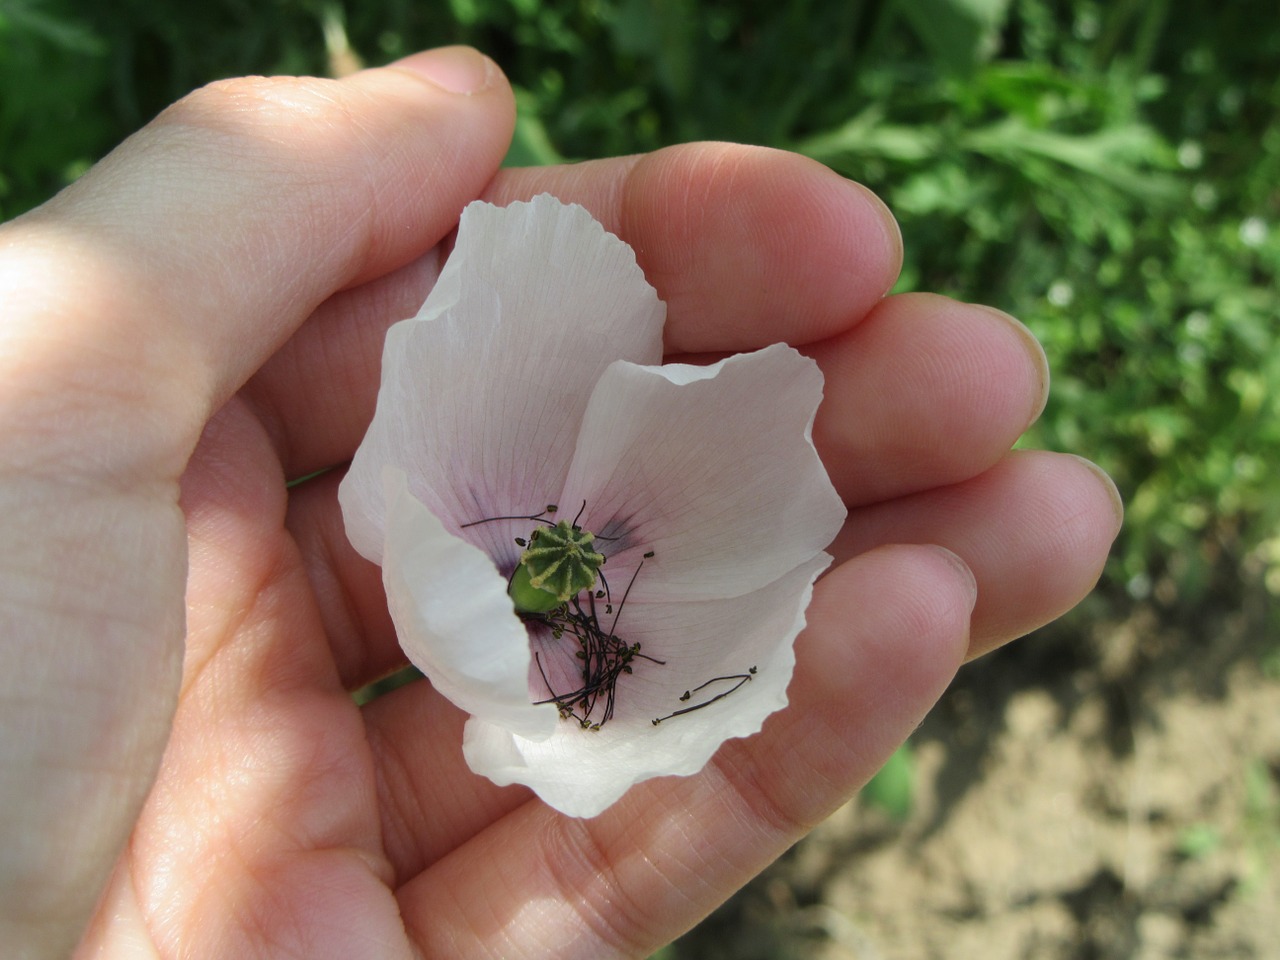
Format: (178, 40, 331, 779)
(0, 46, 1121, 959)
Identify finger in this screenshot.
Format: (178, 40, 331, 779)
(363, 675, 522, 885)
(807, 292, 1048, 506)
(286, 469, 399, 687)
(245, 249, 442, 479)
(0, 46, 515, 481)
(392, 544, 973, 957)
(360, 544, 971, 888)
(486, 143, 903, 354)
(832, 450, 1123, 657)
(243, 143, 901, 478)
(110, 400, 402, 958)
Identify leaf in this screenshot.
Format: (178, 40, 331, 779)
(960, 118, 1178, 200)
(0, 0, 105, 55)
(503, 89, 565, 168)
(891, 0, 1013, 76)
(863, 743, 915, 820)
(795, 107, 942, 166)
(1176, 823, 1222, 860)
(610, 0, 696, 100)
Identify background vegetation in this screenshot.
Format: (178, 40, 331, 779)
(5, 0, 1277, 611)
(3, 0, 1277, 952)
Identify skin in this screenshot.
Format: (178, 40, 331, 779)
(0, 46, 1122, 960)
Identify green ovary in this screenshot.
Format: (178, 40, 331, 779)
(508, 563, 564, 614)
(508, 519, 605, 614)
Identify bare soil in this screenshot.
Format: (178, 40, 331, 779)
(672, 590, 1280, 960)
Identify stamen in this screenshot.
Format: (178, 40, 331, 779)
(608, 550, 651, 636)
(460, 504, 558, 529)
(527, 574, 665, 729)
(470, 504, 738, 732)
(651, 667, 757, 726)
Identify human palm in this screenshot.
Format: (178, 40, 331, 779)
(0, 48, 1120, 959)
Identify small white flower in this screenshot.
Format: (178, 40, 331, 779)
(340, 195, 845, 817)
(1240, 216, 1268, 249)
(1047, 280, 1074, 308)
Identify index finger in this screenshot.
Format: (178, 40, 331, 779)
(486, 143, 903, 354)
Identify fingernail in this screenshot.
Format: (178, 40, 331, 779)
(1068, 455, 1125, 533)
(851, 182, 903, 286)
(973, 304, 1051, 425)
(392, 46, 496, 95)
(928, 545, 979, 612)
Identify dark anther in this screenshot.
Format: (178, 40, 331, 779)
(651, 669, 757, 726)
(512, 521, 671, 732)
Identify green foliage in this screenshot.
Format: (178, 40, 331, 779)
(0, 0, 110, 216)
(1176, 822, 1223, 860)
(1180, 759, 1280, 895)
(862, 742, 915, 820)
(2, 0, 1277, 606)
(1242, 756, 1280, 891)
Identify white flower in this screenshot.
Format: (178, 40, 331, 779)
(340, 195, 845, 817)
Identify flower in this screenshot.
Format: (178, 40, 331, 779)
(339, 195, 845, 818)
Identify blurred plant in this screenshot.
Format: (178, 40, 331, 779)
(861, 742, 915, 821)
(1175, 821, 1223, 861)
(1240, 756, 1280, 895)
(790, 0, 1280, 607)
(1178, 760, 1280, 894)
(0, 0, 109, 217)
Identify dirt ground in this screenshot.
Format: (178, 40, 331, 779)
(672, 587, 1280, 960)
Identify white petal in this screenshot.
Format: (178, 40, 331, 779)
(462, 554, 829, 817)
(380, 468, 558, 741)
(340, 194, 665, 565)
(558, 344, 846, 602)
